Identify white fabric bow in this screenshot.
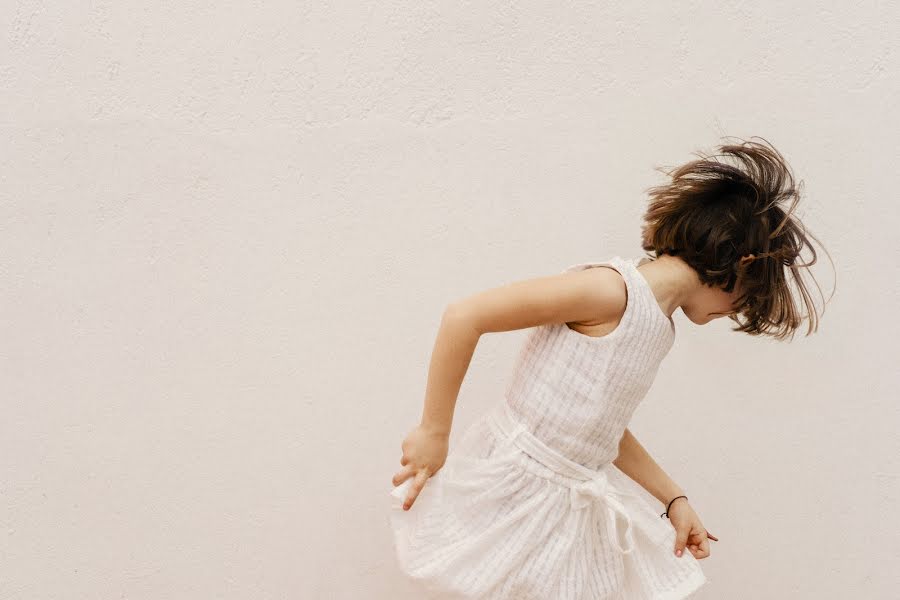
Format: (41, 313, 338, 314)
(569, 473, 636, 554)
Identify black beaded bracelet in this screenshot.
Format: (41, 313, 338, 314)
(660, 495, 688, 519)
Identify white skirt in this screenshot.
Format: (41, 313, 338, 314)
(388, 400, 709, 600)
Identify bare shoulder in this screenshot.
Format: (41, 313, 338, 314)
(562, 265, 627, 328)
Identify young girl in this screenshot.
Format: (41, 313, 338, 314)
(388, 138, 826, 599)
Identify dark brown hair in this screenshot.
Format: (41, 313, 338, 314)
(640, 136, 832, 340)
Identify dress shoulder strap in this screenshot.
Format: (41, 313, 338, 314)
(562, 255, 626, 275)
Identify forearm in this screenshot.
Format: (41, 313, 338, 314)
(612, 427, 686, 507)
(419, 306, 481, 436)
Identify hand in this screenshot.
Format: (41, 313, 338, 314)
(665, 498, 719, 560)
(391, 423, 450, 511)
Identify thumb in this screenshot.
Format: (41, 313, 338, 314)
(674, 526, 690, 557)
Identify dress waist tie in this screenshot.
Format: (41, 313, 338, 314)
(487, 400, 639, 555)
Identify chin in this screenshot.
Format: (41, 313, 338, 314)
(686, 313, 714, 325)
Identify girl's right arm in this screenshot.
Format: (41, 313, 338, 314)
(421, 266, 627, 438)
(392, 266, 629, 510)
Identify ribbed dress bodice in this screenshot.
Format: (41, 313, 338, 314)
(503, 255, 676, 470)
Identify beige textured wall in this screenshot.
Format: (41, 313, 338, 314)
(2, 2, 897, 598)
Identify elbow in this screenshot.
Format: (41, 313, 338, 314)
(443, 303, 482, 337)
(443, 301, 468, 322)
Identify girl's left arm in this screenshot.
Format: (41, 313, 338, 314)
(612, 427, 685, 507)
(613, 428, 718, 558)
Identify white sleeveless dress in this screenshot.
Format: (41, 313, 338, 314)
(388, 256, 709, 599)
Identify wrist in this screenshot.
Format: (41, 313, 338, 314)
(661, 494, 689, 518)
(420, 419, 451, 438)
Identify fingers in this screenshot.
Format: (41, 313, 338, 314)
(402, 468, 431, 511)
(688, 535, 710, 559)
(698, 534, 711, 556)
(673, 526, 690, 557)
(684, 530, 713, 560)
(391, 464, 415, 487)
(688, 544, 709, 560)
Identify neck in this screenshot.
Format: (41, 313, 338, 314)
(638, 254, 697, 318)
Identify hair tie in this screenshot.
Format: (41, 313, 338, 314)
(660, 495, 688, 518)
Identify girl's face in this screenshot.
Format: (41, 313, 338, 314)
(683, 281, 745, 325)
